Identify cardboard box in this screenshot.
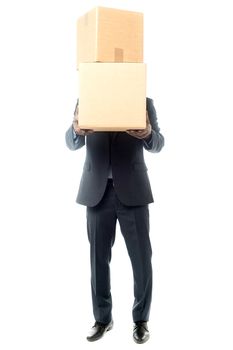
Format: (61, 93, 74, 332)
(77, 7, 143, 68)
(78, 63, 146, 131)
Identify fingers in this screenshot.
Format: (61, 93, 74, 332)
(126, 130, 148, 139)
(126, 129, 146, 135)
(77, 128, 85, 135)
(126, 130, 143, 136)
(74, 127, 94, 136)
(126, 125, 151, 139)
(73, 115, 94, 135)
(84, 129, 94, 135)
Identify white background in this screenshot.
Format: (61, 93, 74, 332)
(0, 0, 233, 349)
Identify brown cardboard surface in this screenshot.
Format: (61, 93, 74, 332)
(77, 7, 143, 68)
(78, 63, 146, 131)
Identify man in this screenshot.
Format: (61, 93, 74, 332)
(65, 98, 164, 344)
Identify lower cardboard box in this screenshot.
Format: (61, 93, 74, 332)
(78, 63, 146, 131)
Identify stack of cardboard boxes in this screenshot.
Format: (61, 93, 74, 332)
(76, 6, 146, 131)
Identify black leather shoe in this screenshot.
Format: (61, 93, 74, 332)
(86, 320, 113, 342)
(133, 321, 150, 344)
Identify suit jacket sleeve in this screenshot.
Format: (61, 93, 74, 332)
(65, 99, 85, 150)
(143, 98, 165, 153)
(65, 125, 85, 150)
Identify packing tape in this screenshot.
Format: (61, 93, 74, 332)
(114, 48, 124, 62)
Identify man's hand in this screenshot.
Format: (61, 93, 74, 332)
(126, 112, 152, 140)
(73, 107, 94, 136)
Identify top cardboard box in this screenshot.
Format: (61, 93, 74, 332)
(76, 6, 143, 68)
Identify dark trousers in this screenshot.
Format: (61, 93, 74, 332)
(86, 179, 153, 324)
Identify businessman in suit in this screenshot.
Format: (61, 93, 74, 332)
(65, 98, 164, 344)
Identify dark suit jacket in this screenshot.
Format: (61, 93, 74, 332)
(65, 97, 164, 207)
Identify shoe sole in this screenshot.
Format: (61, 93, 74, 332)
(133, 335, 150, 344)
(106, 323, 113, 332)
